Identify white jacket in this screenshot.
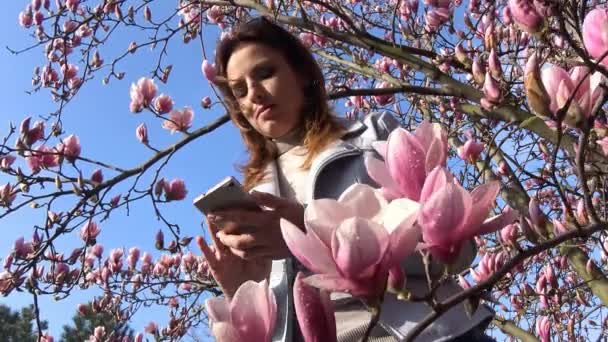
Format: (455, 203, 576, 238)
(251, 112, 494, 342)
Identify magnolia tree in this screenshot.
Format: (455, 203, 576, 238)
(3, 0, 608, 341)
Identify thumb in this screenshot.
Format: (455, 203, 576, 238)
(250, 190, 286, 209)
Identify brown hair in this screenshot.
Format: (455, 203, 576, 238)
(214, 17, 344, 191)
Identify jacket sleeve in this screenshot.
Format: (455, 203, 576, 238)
(401, 240, 477, 278)
(367, 111, 402, 141)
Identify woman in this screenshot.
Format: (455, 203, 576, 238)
(197, 16, 495, 342)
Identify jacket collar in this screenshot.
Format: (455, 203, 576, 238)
(250, 117, 368, 196)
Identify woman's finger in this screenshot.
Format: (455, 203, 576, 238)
(229, 246, 268, 260)
(250, 190, 289, 209)
(212, 211, 273, 234)
(217, 231, 259, 251)
(205, 216, 230, 252)
(195, 235, 217, 267)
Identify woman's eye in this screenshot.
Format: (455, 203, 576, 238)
(232, 85, 247, 98)
(256, 66, 275, 79)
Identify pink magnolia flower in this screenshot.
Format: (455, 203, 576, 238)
(206, 6, 223, 24)
(583, 9, 608, 66)
(488, 49, 502, 78)
(80, 220, 100, 243)
(293, 272, 337, 342)
(372, 82, 394, 105)
(127, 247, 140, 269)
(129, 77, 157, 113)
(162, 107, 194, 133)
(457, 138, 485, 163)
(57, 134, 81, 162)
(472, 58, 486, 85)
(365, 120, 448, 201)
(299, 32, 315, 48)
(0, 183, 16, 207)
(281, 184, 420, 296)
(597, 137, 608, 156)
(481, 72, 501, 109)
(52, 262, 70, 283)
(91, 244, 104, 258)
(153, 94, 173, 114)
(205, 280, 276, 342)
(24, 120, 45, 146)
(418, 167, 517, 262)
(535, 315, 550, 342)
(0, 272, 14, 295)
(469, 251, 507, 283)
(65, 0, 80, 12)
(136, 123, 148, 144)
(19, 11, 33, 28)
(0, 155, 16, 169)
(41, 334, 54, 342)
(144, 321, 158, 334)
(541, 65, 605, 126)
(508, 0, 544, 33)
(424, 7, 451, 32)
(201, 60, 217, 83)
(13, 237, 34, 259)
(134, 333, 143, 342)
(163, 178, 187, 201)
(500, 223, 519, 246)
(90, 169, 103, 184)
(26, 145, 60, 173)
(201, 96, 212, 108)
(93, 326, 105, 340)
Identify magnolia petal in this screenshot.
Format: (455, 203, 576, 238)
(230, 280, 274, 341)
(478, 208, 519, 235)
(265, 281, 277, 337)
(211, 322, 241, 342)
(304, 199, 351, 246)
(541, 66, 573, 114)
(371, 141, 388, 159)
(205, 297, 230, 323)
(293, 272, 337, 342)
(381, 198, 420, 234)
(338, 184, 388, 221)
(425, 137, 448, 173)
(413, 120, 434, 151)
(281, 219, 338, 275)
(386, 128, 426, 201)
(466, 181, 500, 231)
(384, 202, 421, 263)
(303, 274, 371, 296)
(420, 183, 471, 247)
(569, 66, 592, 101)
(419, 167, 454, 202)
(331, 217, 389, 279)
(364, 156, 403, 200)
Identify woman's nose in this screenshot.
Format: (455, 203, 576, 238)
(247, 81, 267, 104)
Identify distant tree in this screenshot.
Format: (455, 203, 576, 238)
(60, 303, 134, 342)
(0, 304, 48, 342)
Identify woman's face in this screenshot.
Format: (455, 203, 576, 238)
(226, 43, 305, 139)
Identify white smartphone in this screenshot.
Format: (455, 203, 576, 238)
(193, 176, 260, 215)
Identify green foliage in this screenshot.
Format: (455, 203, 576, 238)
(60, 304, 133, 342)
(0, 304, 48, 342)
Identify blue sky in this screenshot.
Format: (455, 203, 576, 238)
(0, 1, 243, 339)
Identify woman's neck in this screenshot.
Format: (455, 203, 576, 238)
(272, 127, 305, 155)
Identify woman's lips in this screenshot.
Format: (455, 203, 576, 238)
(257, 105, 274, 119)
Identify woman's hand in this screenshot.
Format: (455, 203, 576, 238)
(209, 191, 305, 260)
(196, 218, 271, 299)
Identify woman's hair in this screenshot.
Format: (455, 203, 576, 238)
(214, 17, 344, 191)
